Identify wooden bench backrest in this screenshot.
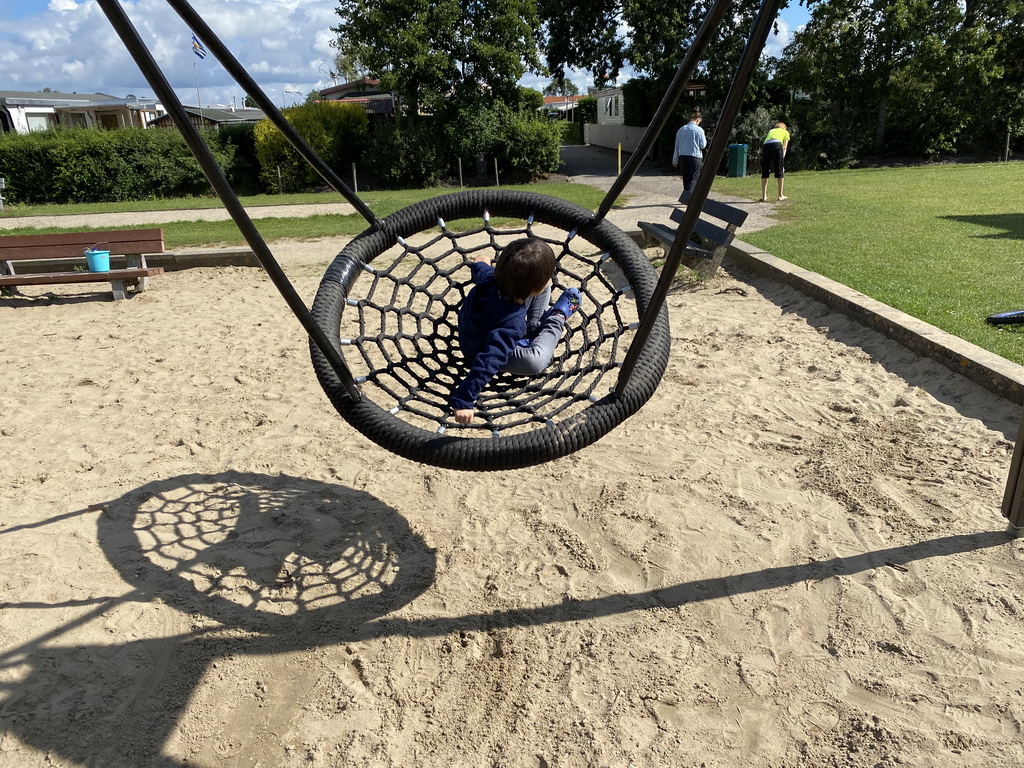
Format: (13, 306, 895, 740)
(0, 229, 164, 261)
(669, 209, 736, 248)
(678, 192, 749, 228)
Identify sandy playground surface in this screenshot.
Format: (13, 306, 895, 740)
(2, 233, 1024, 767)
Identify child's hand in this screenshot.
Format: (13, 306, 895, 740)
(473, 252, 492, 264)
(454, 408, 475, 424)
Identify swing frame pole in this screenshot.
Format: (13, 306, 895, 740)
(1003, 411, 1024, 532)
(96, 0, 362, 401)
(615, 0, 784, 398)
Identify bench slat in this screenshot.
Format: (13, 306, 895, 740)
(669, 209, 736, 247)
(0, 267, 163, 287)
(0, 229, 164, 261)
(678, 192, 749, 227)
(636, 222, 714, 259)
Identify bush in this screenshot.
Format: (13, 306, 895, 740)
(443, 103, 564, 182)
(215, 122, 264, 195)
(0, 127, 231, 204)
(494, 107, 564, 180)
(253, 101, 369, 193)
(367, 104, 564, 187)
(365, 118, 447, 188)
(561, 121, 584, 145)
(577, 97, 597, 125)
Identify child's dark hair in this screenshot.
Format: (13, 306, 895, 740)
(495, 238, 555, 302)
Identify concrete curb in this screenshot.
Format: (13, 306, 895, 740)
(724, 237, 1024, 406)
(153, 250, 260, 269)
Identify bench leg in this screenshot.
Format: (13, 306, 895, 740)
(124, 256, 150, 292)
(110, 279, 128, 300)
(693, 249, 727, 279)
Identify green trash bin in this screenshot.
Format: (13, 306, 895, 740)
(727, 144, 748, 177)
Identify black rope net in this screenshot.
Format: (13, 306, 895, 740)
(310, 190, 671, 471)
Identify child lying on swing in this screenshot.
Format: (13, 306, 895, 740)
(450, 237, 581, 424)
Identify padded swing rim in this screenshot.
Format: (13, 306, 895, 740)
(309, 189, 671, 471)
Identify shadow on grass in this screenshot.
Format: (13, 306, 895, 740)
(940, 213, 1024, 240)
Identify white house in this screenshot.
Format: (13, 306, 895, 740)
(594, 87, 625, 126)
(0, 90, 166, 134)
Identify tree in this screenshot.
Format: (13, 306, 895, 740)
(243, 94, 258, 108)
(331, 50, 365, 83)
(543, 77, 580, 97)
(519, 87, 546, 113)
(333, 0, 544, 119)
(537, 0, 771, 98)
(779, 0, 1020, 158)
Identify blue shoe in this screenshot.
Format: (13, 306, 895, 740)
(544, 287, 581, 321)
(516, 337, 532, 348)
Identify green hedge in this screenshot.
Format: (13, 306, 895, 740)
(0, 127, 232, 204)
(366, 118, 448, 188)
(368, 104, 564, 187)
(253, 101, 369, 193)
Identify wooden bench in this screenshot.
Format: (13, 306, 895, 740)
(0, 229, 165, 300)
(637, 192, 749, 279)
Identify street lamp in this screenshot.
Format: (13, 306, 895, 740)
(283, 88, 303, 107)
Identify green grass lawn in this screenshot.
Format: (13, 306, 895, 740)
(712, 162, 1024, 366)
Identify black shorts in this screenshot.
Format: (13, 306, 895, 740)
(760, 142, 785, 179)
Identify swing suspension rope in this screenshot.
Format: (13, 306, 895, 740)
(96, 0, 781, 471)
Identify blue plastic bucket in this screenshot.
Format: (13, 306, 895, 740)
(85, 248, 110, 272)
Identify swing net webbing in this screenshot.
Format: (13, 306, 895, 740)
(310, 190, 671, 470)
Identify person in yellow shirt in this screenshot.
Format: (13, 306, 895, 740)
(759, 122, 790, 202)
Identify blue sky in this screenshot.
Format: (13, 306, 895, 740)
(1, 1, 810, 108)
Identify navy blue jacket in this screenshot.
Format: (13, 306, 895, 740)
(450, 261, 526, 411)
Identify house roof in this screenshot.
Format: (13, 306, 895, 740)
(330, 96, 394, 114)
(320, 77, 385, 99)
(0, 90, 160, 108)
(147, 106, 265, 126)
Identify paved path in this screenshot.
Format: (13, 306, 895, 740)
(0, 201, 356, 231)
(0, 144, 781, 236)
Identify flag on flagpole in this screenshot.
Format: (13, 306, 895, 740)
(191, 33, 208, 60)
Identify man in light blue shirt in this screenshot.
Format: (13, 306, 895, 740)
(672, 110, 707, 193)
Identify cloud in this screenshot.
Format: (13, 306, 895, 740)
(1, 0, 340, 107)
(763, 17, 792, 59)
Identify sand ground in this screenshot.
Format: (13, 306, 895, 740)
(2, 220, 1024, 767)
(3, 146, 1024, 765)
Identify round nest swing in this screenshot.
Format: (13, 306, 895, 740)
(309, 189, 671, 471)
(98, 0, 775, 471)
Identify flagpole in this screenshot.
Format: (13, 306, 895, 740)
(194, 61, 203, 126)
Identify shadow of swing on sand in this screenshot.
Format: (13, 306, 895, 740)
(0, 470, 1013, 766)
